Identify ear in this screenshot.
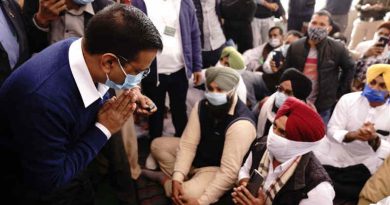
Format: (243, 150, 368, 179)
(100, 53, 117, 74)
(327, 25, 333, 34)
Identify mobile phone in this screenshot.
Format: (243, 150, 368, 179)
(246, 169, 264, 197)
(377, 36, 389, 48)
(273, 51, 283, 67)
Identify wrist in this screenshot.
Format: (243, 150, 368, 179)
(34, 13, 50, 28)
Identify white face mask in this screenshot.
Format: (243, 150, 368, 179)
(275, 91, 288, 108)
(269, 38, 282, 48)
(215, 61, 229, 68)
(267, 126, 321, 163)
(205, 91, 228, 106)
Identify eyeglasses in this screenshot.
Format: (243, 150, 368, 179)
(116, 54, 150, 79)
(275, 85, 293, 96)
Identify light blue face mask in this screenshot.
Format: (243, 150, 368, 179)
(275, 91, 288, 108)
(205, 92, 228, 106)
(73, 0, 95, 5)
(105, 57, 150, 90)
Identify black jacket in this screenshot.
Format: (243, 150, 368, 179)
(0, 0, 30, 87)
(284, 37, 355, 112)
(23, 0, 113, 53)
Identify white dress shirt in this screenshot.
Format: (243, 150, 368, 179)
(68, 38, 111, 139)
(238, 152, 335, 205)
(314, 92, 390, 174)
(200, 0, 225, 51)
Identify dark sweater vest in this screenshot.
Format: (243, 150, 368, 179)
(192, 98, 255, 168)
(249, 136, 332, 205)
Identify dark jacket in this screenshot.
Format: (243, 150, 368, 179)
(284, 37, 355, 112)
(249, 137, 332, 205)
(288, 0, 315, 17)
(132, 0, 202, 85)
(254, 0, 285, 19)
(0, 0, 30, 87)
(23, 0, 112, 53)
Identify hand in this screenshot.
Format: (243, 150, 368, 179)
(180, 196, 199, 205)
(270, 60, 283, 73)
(35, 0, 67, 28)
(130, 87, 157, 115)
(192, 71, 202, 86)
(266, 3, 279, 12)
(363, 45, 384, 58)
(345, 122, 377, 142)
(238, 178, 249, 187)
(232, 185, 265, 205)
(372, 3, 384, 10)
(97, 90, 137, 134)
(172, 180, 185, 205)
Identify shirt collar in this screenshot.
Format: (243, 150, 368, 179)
(67, 3, 95, 16)
(69, 38, 109, 108)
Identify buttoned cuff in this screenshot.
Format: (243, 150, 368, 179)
(32, 15, 50, 32)
(95, 122, 112, 139)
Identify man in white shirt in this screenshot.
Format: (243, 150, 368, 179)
(315, 64, 390, 202)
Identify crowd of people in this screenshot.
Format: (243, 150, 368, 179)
(1, 0, 390, 205)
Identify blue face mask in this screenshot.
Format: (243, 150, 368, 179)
(362, 84, 388, 103)
(105, 58, 149, 90)
(275, 91, 288, 108)
(205, 92, 228, 106)
(73, 0, 94, 5)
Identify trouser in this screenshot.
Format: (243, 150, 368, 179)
(143, 68, 189, 139)
(150, 136, 219, 198)
(348, 19, 384, 50)
(223, 20, 253, 53)
(287, 15, 312, 32)
(202, 45, 225, 68)
(251, 17, 275, 47)
(332, 14, 349, 34)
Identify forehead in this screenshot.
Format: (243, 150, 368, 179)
(270, 28, 282, 35)
(370, 75, 385, 83)
(280, 80, 292, 90)
(132, 49, 158, 65)
(310, 14, 330, 25)
(378, 27, 390, 35)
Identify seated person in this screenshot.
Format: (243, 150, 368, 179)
(243, 26, 284, 72)
(233, 97, 335, 205)
(255, 68, 312, 138)
(314, 64, 390, 202)
(353, 22, 390, 91)
(359, 156, 390, 205)
(143, 67, 257, 205)
(262, 30, 303, 74)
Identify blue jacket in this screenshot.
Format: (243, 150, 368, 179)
(0, 38, 108, 192)
(132, 0, 202, 84)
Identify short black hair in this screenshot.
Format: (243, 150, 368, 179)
(312, 10, 332, 24)
(84, 4, 163, 63)
(268, 26, 284, 36)
(286, 30, 303, 39)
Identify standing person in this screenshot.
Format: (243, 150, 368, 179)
(251, 0, 285, 47)
(0, 0, 30, 86)
(287, 0, 316, 32)
(348, 0, 390, 50)
(284, 10, 355, 124)
(193, 0, 226, 68)
(324, 0, 354, 34)
(220, 0, 256, 53)
(132, 0, 202, 141)
(24, 0, 113, 53)
(0, 4, 162, 204)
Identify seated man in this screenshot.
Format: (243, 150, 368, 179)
(233, 97, 334, 205)
(359, 155, 390, 205)
(143, 67, 257, 205)
(256, 68, 312, 138)
(315, 64, 390, 202)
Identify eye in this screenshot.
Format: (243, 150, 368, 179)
(370, 80, 377, 86)
(379, 83, 387, 90)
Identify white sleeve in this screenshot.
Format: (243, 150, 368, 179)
(299, 182, 335, 205)
(327, 95, 350, 143)
(238, 152, 253, 181)
(262, 52, 274, 74)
